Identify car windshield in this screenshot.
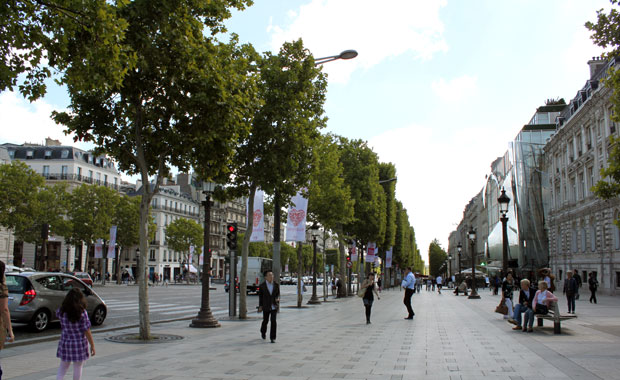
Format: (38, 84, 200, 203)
(6, 275, 30, 294)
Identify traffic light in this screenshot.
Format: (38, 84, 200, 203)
(226, 223, 238, 250)
(41, 223, 51, 241)
(346, 255, 351, 263)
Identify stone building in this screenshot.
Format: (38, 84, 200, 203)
(545, 57, 620, 295)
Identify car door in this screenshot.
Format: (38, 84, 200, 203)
(35, 275, 65, 321)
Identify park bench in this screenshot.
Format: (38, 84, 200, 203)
(534, 301, 577, 334)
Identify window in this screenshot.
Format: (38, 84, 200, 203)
(61, 165, 68, 179)
(114, 177, 118, 186)
(104, 174, 108, 184)
(61, 149, 69, 158)
(587, 167, 594, 194)
(26, 150, 33, 159)
(556, 230, 562, 254)
(152, 198, 157, 207)
(570, 177, 576, 202)
(149, 249, 156, 261)
(581, 227, 586, 252)
(42, 165, 50, 177)
(96, 172, 101, 183)
(578, 174, 585, 200)
(590, 224, 597, 252)
(37, 275, 62, 291)
(8, 150, 14, 159)
(88, 170, 93, 179)
(77, 167, 82, 178)
(571, 228, 578, 253)
(44, 150, 52, 159)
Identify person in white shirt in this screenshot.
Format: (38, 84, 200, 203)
(436, 275, 443, 294)
(401, 267, 416, 319)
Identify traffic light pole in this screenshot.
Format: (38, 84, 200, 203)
(229, 249, 237, 317)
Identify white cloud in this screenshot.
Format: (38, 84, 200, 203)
(431, 75, 478, 103)
(269, 0, 448, 83)
(0, 91, 92, 150)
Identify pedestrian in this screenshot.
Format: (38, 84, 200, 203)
(563, 271, 578, 314)
(436, 275, 443, 294)
(454, 279, 468, 296)
(431, 277, 436, 291)
(0, 260, 15, 379)
(502, 272, 515, 321)
(401, 267, 416, 319)
(56, 288, 96, 380)
(335, 275, 343, 297)
(426, 278, 431, 291)
(493, 275, 500, 295)
(588, 272, 599, 304)
(509, 279, 536, 332)
(533, 280, 558, 317)
(360, 273, 380, 324)
(573, 269, 582, 300)
(258, 270, 280, 343)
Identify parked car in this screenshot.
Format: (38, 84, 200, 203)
(6, 272, 107, 332)
(71, 272, 93, 287)
(280, 276, 292, 285)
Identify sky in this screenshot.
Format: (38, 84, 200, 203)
(0, 0, 612, 264)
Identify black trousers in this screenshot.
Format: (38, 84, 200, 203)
(590, 289, 597, 303)
(404, 288, 414, 317)
(261, 309, 277, 340)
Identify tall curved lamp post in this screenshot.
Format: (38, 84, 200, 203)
(314, 50, 358, 65)
(190, 181, 220, 328)
(468, 227, 480, 299)
(497, 187, 511, 276)
(308, 223, 321, 304)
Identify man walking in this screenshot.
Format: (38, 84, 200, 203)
(258, 270, 280, 343)
(402, 267, 415, 319)
(573, 269, 582, 300)
(436, 275, 443, 294)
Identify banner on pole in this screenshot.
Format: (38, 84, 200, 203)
(365, 242, 376, 263)
(199, 253, 204, 266)
(107, 226, 117, 258)
(285, 190, 308, 242)
(386, 247, 393, 268)
(94, 239, 104, 258)
(249, 190, 265, 242)
(189, 245, 194, 264)
(350, 241, 358, 262)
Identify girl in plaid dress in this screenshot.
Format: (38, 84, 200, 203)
(56, 288, 95, 380)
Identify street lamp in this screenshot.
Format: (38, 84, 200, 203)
(468, 227, 480, 299)
(448, 254, 452, 280)
(314, 49, 358, 65)
(378, 177, 397, 184)
(308, 223, 321, 305)
(457, 243, 462, 276)
(190, 181, 220, 328)
(65, 245, 70, 273)
(497, 187, 511, 276)
(347, 240, 354, 297)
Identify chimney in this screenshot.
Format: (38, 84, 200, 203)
(45, 138, 62, 146)
(587, 56, 607, 79)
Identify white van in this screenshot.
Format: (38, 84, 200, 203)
(237, 257, 273, 293)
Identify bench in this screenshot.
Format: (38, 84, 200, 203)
(534, 301, 577, 334)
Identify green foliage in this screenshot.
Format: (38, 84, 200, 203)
(165, 218, 203, 260)
(428, 239, 447, 277)
(113, 195, 142, 249)
(0, 161, 45, 239)
(67, 184, 119, 245)
(379, 162, 397, 251)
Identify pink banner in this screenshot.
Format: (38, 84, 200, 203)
(365, 242, 376, 263)
(94, 239, 104, 258)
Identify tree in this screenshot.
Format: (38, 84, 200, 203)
(1, 0, 133, 101)
(428, 239, 447, 277)
(53, 0, 255, 339)
(113, 195, 142, 283)
(165, 218, 203, 282)
(224, 39, 327, 318)
(592, 135, 620, 221)
(378, 162, 397, 286)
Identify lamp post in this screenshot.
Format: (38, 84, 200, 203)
(190, 181, 220, 328)
(308, 223, 321, 304)
(457, 243, 462, 276)
(347, 240, 354, 296)
(314, 49, 358, 65)
(135, 248, 140, 281)
(65, 245, 70, 273)
(497, 187, 511, 276)
(448, 254, 452, 280)
(468, 227, 480, 299)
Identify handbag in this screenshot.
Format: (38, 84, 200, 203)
(494, 299, 508, 315)
(535, 304, 548, 315)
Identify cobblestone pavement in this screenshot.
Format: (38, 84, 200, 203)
(2, 286, 620, 379)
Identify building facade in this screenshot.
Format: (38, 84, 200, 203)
(545, 57, 620, 295)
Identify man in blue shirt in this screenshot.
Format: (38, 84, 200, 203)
(401, 267, 416, 319)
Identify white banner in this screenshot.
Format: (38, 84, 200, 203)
(249, 190, 265, 242)
(365, 242, 376, 263)
(107, 226, 117, 258)
(285, 190, 308, 242)
(350, 241, 358, 262)
(385, 247, 393, 268)
(199, 253, 204, 266)
(94, 239, 104, 258)
(189, 245, 194, 264)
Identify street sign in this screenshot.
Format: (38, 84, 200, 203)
(346, 261, 352, 268)
(324, 265, 329, 272)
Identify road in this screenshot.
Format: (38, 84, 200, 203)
(12, 282, 334, 342)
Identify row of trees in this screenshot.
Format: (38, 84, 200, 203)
(2, 0, 422, 338)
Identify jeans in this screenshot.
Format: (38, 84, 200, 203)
(522, 308, 535, 328)
(566, 294, 576, 313)
(513, 303, 523, 325)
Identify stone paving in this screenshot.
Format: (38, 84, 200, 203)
(2, 286, 620, 379)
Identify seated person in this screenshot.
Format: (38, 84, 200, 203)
(454, 280, 468, 296)
(532, 280, 558, 330)
(510, 279, 536, 332)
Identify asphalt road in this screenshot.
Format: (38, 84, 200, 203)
(12, 282, 332, 342)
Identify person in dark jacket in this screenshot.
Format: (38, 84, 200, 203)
(258, 270, 280, 343)
(509, 279, 537, 332)
(501, 273, 515, 320)
(563, 271, 578, 314)
(588, 272, 599, 304)
(573, 269, 582, 300)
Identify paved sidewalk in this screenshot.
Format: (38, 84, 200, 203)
(2, 287, 620, 379)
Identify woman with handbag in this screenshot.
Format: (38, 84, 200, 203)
(360, 273, 380, 324)
(501, 273, 515, 321)
(532, 280, 558, 329)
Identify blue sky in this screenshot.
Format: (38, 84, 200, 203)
(0, 0, 611, 264)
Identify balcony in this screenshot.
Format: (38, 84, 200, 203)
(42, 173, 120, 191)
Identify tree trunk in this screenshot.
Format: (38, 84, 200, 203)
(239, 185, 256, 319)
(138, 192, 151, 339)
(336, 225, 347, 297)
(297, 242, 303, 307)
(272, 191, 281, 284)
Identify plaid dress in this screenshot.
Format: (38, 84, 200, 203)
(56, 309, 91, 362)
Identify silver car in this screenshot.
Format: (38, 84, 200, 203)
(6, 272, 107, 332)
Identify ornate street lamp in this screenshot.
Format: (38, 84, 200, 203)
(457, 243, 462, 276)
(308, 223, 321, 304)
(314, 50, 358, 65)
(497, 187, 511, 276)
(448, 254, 453, 280)
(468, 227, 480, 299)
(190, 181, 220, 328)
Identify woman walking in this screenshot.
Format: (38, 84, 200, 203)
(0, 261, 15, 379)
(361, 273, 380, 324)
(56, 288, 95, 380)
(588, 272, 599, 304)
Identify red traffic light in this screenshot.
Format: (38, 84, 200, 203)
(228, 225, 236, 232)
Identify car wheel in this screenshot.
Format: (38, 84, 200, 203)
(30, 309, 50, 332)
(91, 306, 107, 326)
